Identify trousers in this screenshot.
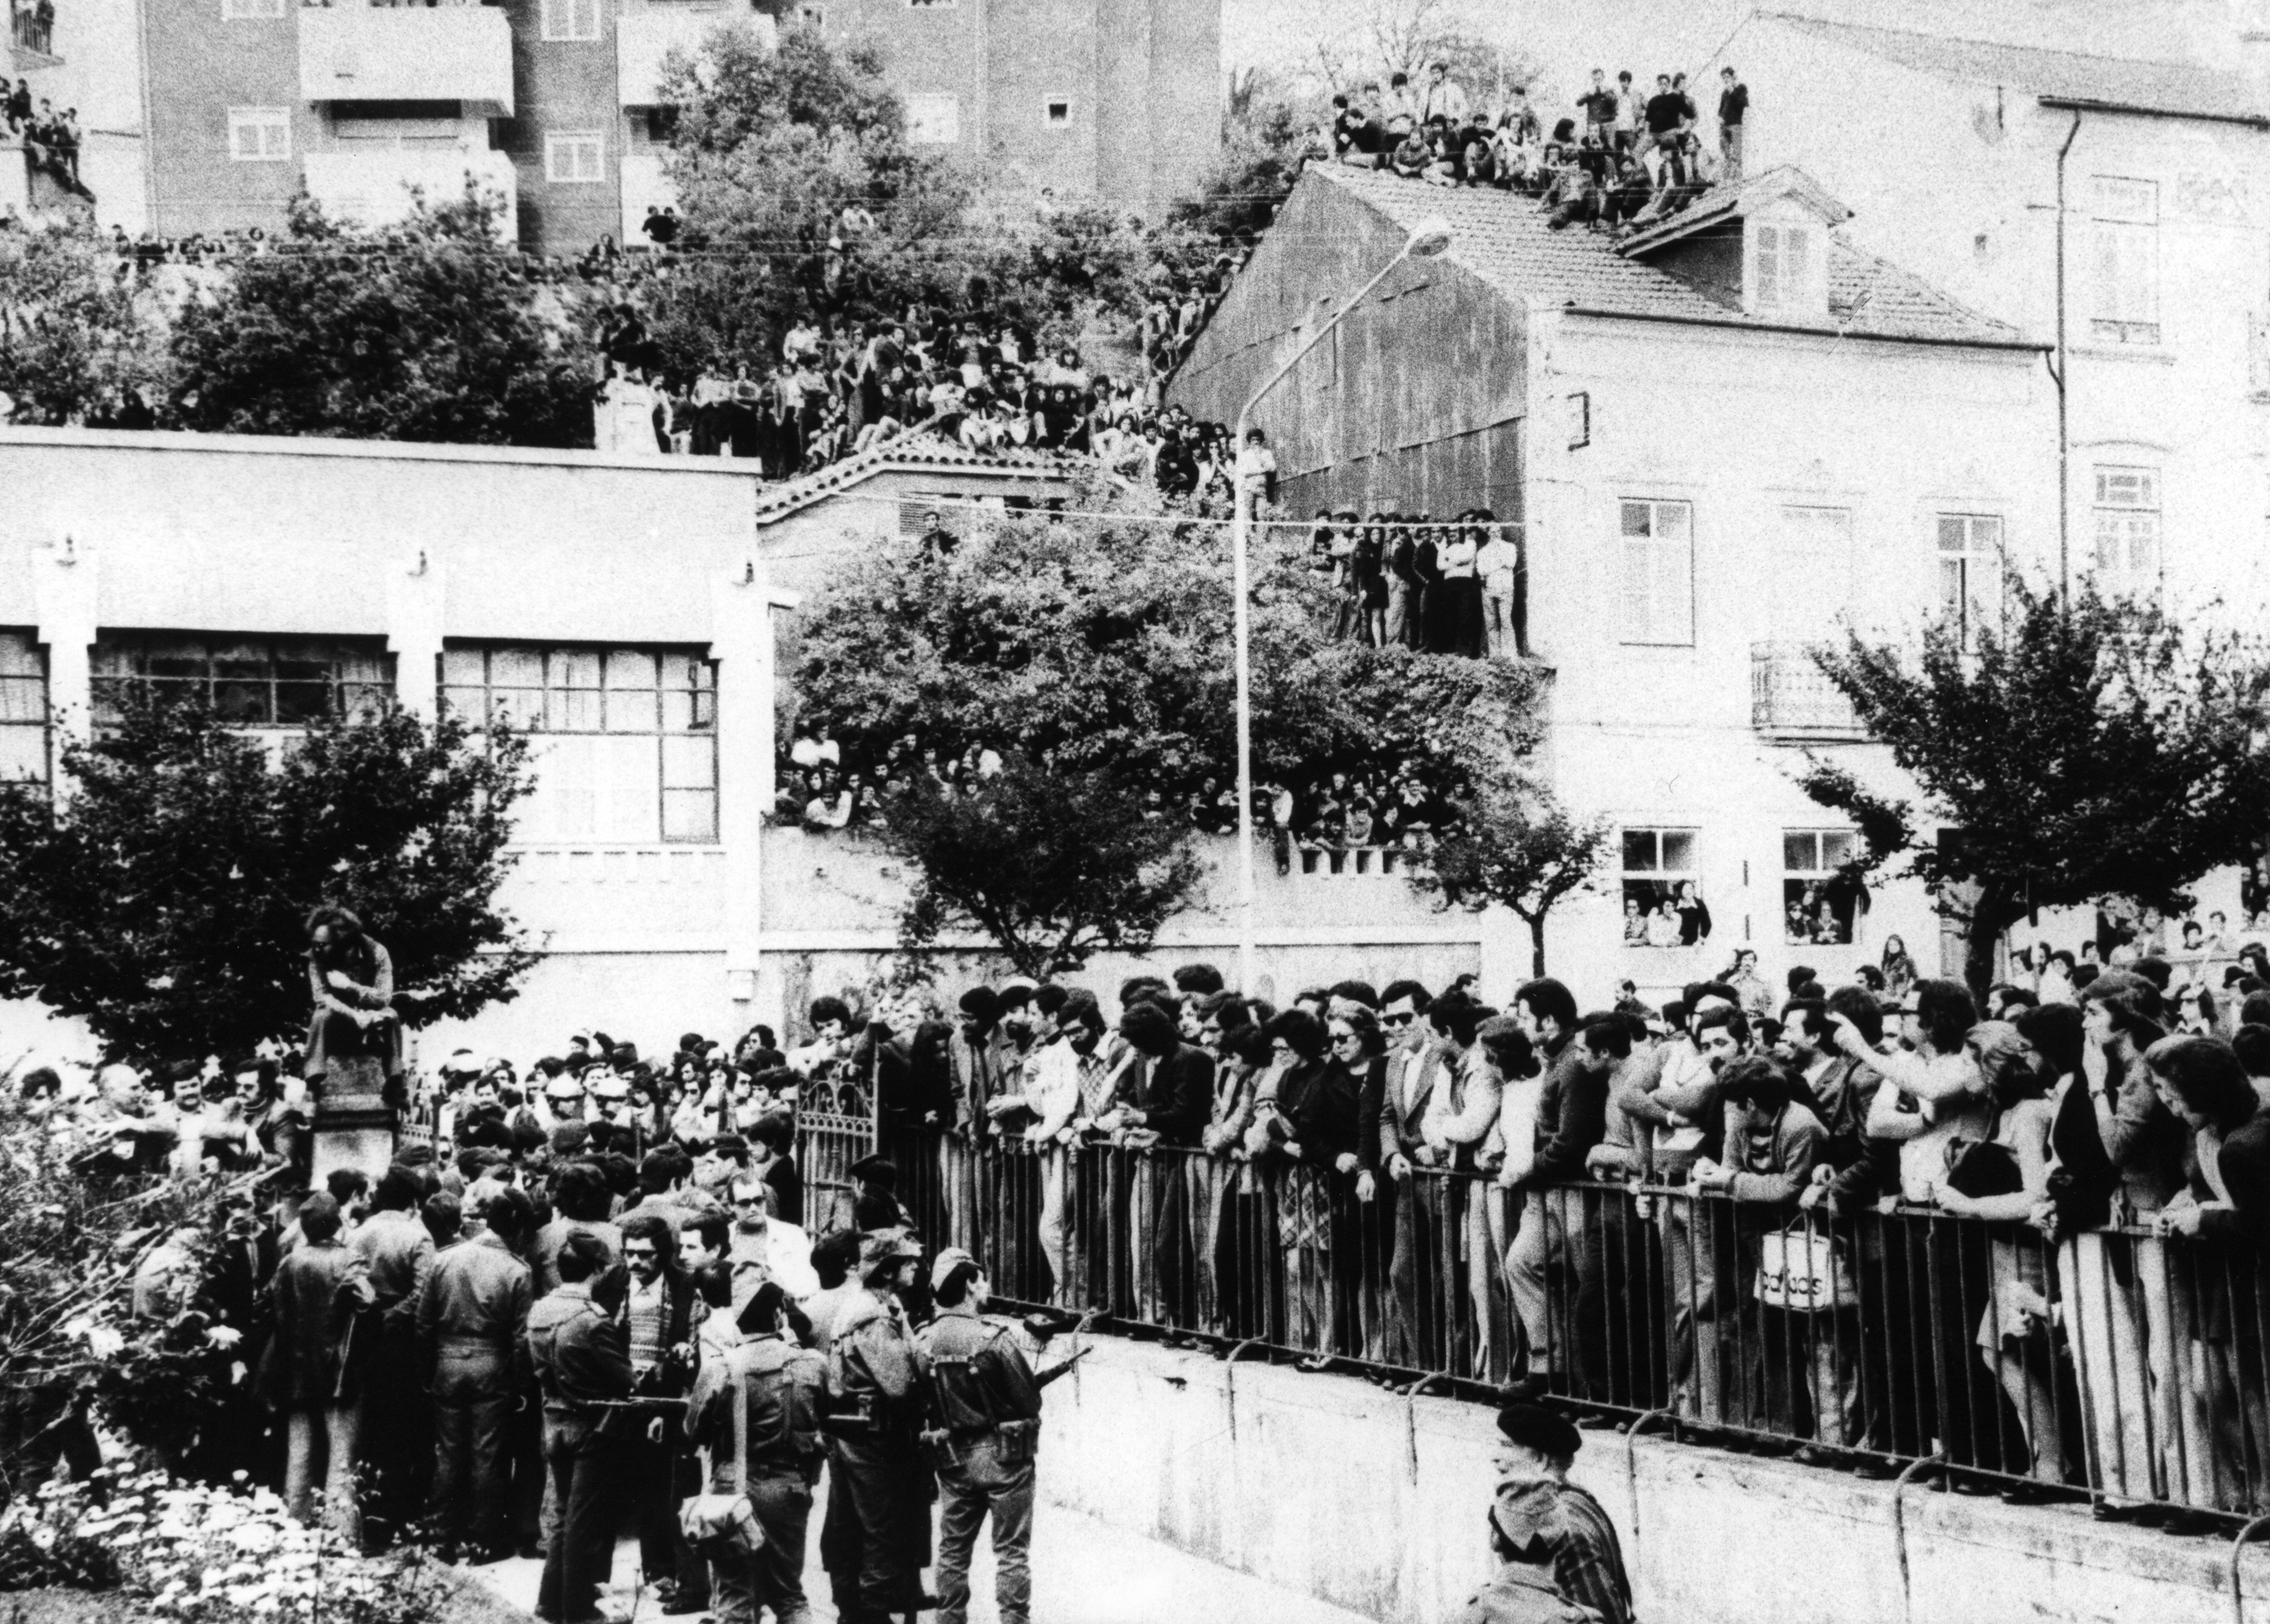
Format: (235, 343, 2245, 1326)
(935, 1434, 1036, 1624)
(428, 1351, 513, 1552)
(710, 1474, 815, 1624)
(284, 1403, 362, 1541)
(537, 1426, 626, 1624)
(819, 1434, 932, 1621)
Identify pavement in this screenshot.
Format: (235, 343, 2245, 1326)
(476, 1502, 1379, 1624)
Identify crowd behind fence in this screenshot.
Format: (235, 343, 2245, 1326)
(814, 1130, 2269, 1519)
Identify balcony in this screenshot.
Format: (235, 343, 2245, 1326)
(1750, 641, 1865, 742)
(301, 145, 516, 231)
(298, 7, 513, 115)
(618, 7, 772, 107)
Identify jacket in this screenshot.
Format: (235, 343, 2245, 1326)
(1263, 1057, 1358, 1165)
(1424, 1048, 1504, 1173)
(950, 1027, 1018, 1134)
(1523, 1039, 1606, 1189)
(526, 1282, 633, 1447)
(2098, 1051, 2190, 1217)
(351, 1208, 437, 1328)
(1721, 1101, 1826, 1206)
(827, 1293, 927, 1444)
(1201, 1059, 1264, 1153)
(1347, 1053, 1390, 1173)
(2188, 1111, 2270, 1246)
(261, 1238, 374, 1408)
(913, 1302, 1044, 1436)
(416, 1229, 533, 1390)
(1378, 1043, 1446, 1165)
(686, 1333, 826, 1486)
(1117, 1042, 1211, 1147)
(1451, 1563, 1606, 1624)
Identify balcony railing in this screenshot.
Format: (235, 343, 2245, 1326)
(298, 6, 513, 113)
(1751, 640, 1864, 741)
(821, 1124, 2270, 1523)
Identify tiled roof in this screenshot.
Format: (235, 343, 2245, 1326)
(750, 435, 1070, 522)
(1752, 12, 2265, 121)
(1313, 164, 2028, 347)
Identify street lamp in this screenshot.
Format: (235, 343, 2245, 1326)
(1230, 217, 1454, 995)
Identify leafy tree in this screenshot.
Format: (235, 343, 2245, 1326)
(1411, 771, 1613, 978)
(0, 695, 538, 1066)
(167, 186, 596, 448)
(0, 218, 169, 424)
(887, 758, 1205, 978)
(1310, 0, 1545, 105)
(1800, 578, 2270, 998)
(785, 490, 1545, 968)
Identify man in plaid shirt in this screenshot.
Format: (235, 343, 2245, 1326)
(1492, 1404, 1632, 1624)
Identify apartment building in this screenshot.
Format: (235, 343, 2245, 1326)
(118, 0, 1216, 255)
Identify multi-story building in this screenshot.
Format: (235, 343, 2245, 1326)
(96, 0, 1216, 254)
(1712, 13, 2270, 625)
(1169, 164, 2058, 999)
(805, 0, 1221, 219)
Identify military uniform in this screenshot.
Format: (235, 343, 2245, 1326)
(526, 1281, 633, 1624)
(685, 1332, 827, 1624)
(912, 1250, 1045, 1624)
(820, 1235, 935, 1624)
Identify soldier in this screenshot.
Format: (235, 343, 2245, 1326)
(417, 1185, 534, 1564)
(912, 1246, 1045, 1624)
(820, 1231, 936, 1624)
(684, 1280, 827, 1624)
(527, 1231, 634, 1624)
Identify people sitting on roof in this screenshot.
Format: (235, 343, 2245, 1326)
(1335, 59, 1741, 237)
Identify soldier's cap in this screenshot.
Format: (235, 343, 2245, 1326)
(544, 1074, 586, 1099)
(1495, 1403, 1582, 1462)
(589, 1075, 631, 1101)
(549, 1121, 591, 1156)
(930, 1244, 979, 1293)
(847, 1153, 898, 1192)
(858, 1228, 923, 1282)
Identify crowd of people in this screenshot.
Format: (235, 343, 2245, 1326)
(1321, 57, 1751, 236)
(773, 717, 1468, 855)
(1307, 509, 1527, 658)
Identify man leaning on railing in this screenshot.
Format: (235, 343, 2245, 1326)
(1503, 981, 1610, 1404)
(1098, 1000, 1210, 1345)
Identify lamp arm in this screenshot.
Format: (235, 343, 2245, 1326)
(1235, 248, 1412, 436)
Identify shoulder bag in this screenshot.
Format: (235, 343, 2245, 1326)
(681, 1362, 766, 1561)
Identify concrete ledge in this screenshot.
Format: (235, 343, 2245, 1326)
(1035, 1335, 2270, 1624)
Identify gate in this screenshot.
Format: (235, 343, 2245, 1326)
(795, 1046, 879, 1235)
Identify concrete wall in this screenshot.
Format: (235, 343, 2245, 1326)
(1040, 1336, 2270, 1624)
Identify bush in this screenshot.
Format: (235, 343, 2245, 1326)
(0, 1472, 454, 1623)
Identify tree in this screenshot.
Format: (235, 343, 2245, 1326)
(0, 219, 168, 425)
(784, 487, 1547, 971)
(886, 758, 1205, 978)
(167, 186, 596, 448)
(0, 695, 538, 1066)
(1800, 578, 2270, 999)
(1411, 769, 1612, 978)
(1310, 0, 1545, 104)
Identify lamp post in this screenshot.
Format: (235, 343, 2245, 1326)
(1230, 217, 1454, 995)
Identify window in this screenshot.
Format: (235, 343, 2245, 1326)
(1771, 505, 1851, 641)
(92, 637, 391, 727)
(545, 131, 604, 184)
(443, 646, 717, 844)
(227, 107, 292, 162)
(1935, 514, 2002, 648)
(1750, 220, 1819, 317)
(1784, 830, 1859, 945)
(539, 0, 601, 41)
(0, 633, 47, 786)
(1619, 498, 1693, 646)
(1045, 98, 1071, 126)
(1620, 828, 1707, 948)
(2091, 465, 2161, 600)
(2090, 176, 2160, 345)
(222, 0, 285, 18)
(906, 93, 960, 145)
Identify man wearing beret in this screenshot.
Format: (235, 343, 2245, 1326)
(820, 1231, 936, 1624)
(913, 1247, 1046, 1624)
(1491, 1404, 1631, 1624)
